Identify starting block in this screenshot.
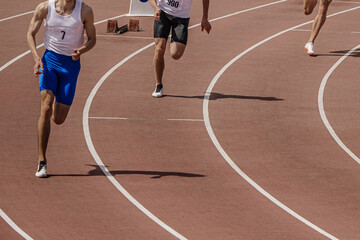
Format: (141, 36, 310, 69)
(107, 19, 140, 34)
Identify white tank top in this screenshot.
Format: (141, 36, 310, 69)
(44, 0, 84, 56)
(157, 0, 193, 18)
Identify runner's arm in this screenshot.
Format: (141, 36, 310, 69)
(27, 2, 48, 76)
(72, 3, 96, 61)
(201, 0, 211, 34)
(149, 0, 161, 20)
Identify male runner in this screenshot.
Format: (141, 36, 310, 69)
(303, 0, 332, 56)
(149, 0, 212, 97)
(27, 0, 96, 177)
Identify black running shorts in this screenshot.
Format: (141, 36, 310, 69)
(154, 10, 190, 45)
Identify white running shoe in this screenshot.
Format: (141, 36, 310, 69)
(35, 161, 47, 178)
(304, 42, 316, 56)
(152, 84, 163, 98)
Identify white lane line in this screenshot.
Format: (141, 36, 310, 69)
(82, 1, 288, 239)
(0, 10, 34, 23)
(0, 44, 44, 72)
(0, 0, 289, 72)
(96, 34, 154, 40)
(0, 14, 127, 72)
(292, 28, 360, 34)
(202, 6, 360, 240)
(318, 44, 360, 164)
(89, 116, 204, 122)
(333, 1, 360, 3)
(82, 43, 191, 240)
(0, 209, 33, 240)
(0, 12, 128, 240)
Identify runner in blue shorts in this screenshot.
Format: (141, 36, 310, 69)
(149, 0, 212, 97)
(39, 49, 81, 106)
(27, 0, 96, 178)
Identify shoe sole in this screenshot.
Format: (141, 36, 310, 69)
(304, 47, 316, 56)
(152, 90, 163, 98)
(35, 173, 48, 178)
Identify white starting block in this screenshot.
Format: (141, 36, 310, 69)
(128, 0, 155, 16)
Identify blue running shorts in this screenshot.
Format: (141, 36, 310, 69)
(39, 49, 81, 106)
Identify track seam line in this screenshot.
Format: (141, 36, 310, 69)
(89, 116, 204, 122)
(318, 44, 360, 164)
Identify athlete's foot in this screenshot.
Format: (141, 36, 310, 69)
(305, 42, 316, 56)
(35, 160, 47, 178)
(152, 84, 163, 98)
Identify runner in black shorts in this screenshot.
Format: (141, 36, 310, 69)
(149, 0, 211, 97)
(154, 10, 190, 45)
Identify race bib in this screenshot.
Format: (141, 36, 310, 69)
(164, 0, 183, 10)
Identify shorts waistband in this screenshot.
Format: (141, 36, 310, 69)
(44, 49, 74, 61)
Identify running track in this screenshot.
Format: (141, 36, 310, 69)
(1, 0, 360, 239)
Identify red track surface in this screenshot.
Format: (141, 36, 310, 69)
(1, 0, 360, 239)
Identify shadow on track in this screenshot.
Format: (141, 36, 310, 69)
(47, 164, 206, 179)
(317, 49, 360, 57)
(165, 92, 284, 101)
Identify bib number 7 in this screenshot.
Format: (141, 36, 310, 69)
(61, 31, 66, 40)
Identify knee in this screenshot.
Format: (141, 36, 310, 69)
(320, 0, 332, 11)
(154, 46, 165, 59)
(41, 104, 53, 120)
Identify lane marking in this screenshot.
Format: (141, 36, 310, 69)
(89, 116, 204, 122)
(0, 10, 34, 23)
(318, 44, 360, 164)
(0, 12, 127, 240)
(1, 0, 289, 72)
(333, 1, 360, 3)
(202, 6, 360, 240)
(82, 1, 288, 239)
(0, 14, 127, 72)
(83, 44, 189, 240)
(0, 209, 33, 240)
(292, 28, 360, 34)
(96, 34, 154, 40)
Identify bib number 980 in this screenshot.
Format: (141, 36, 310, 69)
(167, 0, 179, 8)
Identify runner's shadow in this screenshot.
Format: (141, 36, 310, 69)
(165, 92, 283, 101)
(48, 164, 206, 179)
(317, 49, 360, 57)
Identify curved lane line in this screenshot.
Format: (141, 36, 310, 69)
(0, 12, 127, 240)
(0, 0, 289, 72)
(202, 6, 360, 240)
(83, 44, 190, 240)
(82, 1, 288, 239)
(0, 209, 33, 240)
(318, 44, 360, 164)
(0, 14, 127, 72)
(0, 11, 34, 23)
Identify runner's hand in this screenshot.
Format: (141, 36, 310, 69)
(154, 8, 161, 21)
(34, 59, 43, 77)
(72, 49, 81, 61)
(201, 18, 211, 34)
